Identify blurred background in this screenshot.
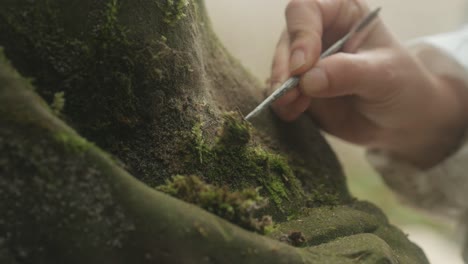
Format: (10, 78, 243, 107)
(204, 1, 468, 263)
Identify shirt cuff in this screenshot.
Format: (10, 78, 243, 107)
(367, 132, 468, 218)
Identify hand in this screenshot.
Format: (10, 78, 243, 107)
(270, 0, 467, 168)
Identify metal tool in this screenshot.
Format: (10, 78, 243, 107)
(245, 7, 381, 121)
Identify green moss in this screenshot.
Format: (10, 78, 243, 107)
(306, 185, 340, 208)
(177, 113, 308, 218)
(0, 0, 199, 186)
(250, 147, 295, 205)
(191, 122, 210, 164)
(1, 0, 211, 178)
(2, 0, 342, 217)
(54, 132, 94, 154)
(216, 113, 251, 146)
(157, 175, 273, 234)
(0, 0, 146, 139)
(264, 176, 290, 206)
(106, 0, 120, 25)
(157, 0, 191, 25)
(50, 91, 65, 115)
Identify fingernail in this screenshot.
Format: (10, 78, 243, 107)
(302, 68, 327, 95)
(290, 49, 306, 72)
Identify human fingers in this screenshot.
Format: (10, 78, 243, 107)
(285, 0, 323, 74)
(306, 97, 381, 145)
(285, 0, 369, 75)
(270, 30, 300, 107)
(274, 94, 311, 122)
(299, 50, 404, 100)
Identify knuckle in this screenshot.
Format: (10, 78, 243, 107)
(289, 31, 322, 62)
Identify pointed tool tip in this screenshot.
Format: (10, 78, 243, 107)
(244, 113, 254, 122)
(371, 6, 382, 18)
(355, 7, 382, 33)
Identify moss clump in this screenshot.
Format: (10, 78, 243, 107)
(178, 113, 307, 218)
(216, 113, 251, 146)
(157, 175, 273, 234)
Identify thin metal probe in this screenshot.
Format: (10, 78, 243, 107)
(244, 7, 381, 121)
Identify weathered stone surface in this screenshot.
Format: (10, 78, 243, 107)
(0, 0, 429, 263)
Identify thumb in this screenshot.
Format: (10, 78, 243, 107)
(299, 50, 402, 100)
(285, 0, 372, 75)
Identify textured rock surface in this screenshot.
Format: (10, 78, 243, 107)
(0, 0, 428, 263)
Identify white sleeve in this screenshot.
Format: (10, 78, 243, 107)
(367, 26, 468, 219)
(409, 25, 468, 70)
(367, 28, 468, 261)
